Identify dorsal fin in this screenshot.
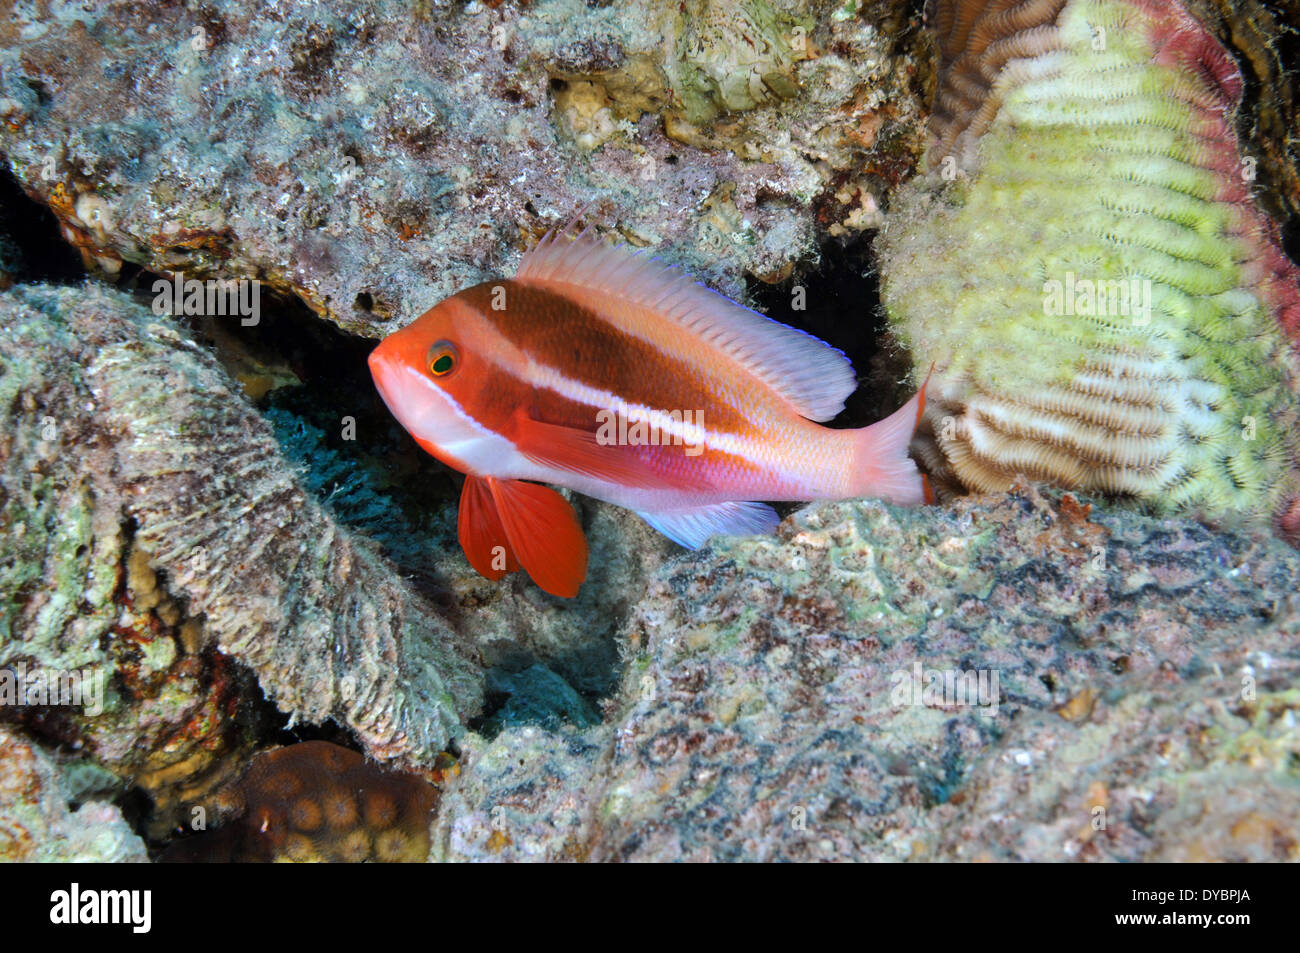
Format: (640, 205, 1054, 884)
(515, 220, 859, 422)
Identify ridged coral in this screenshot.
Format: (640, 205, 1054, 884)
(878, 0, 1300, 539)
(0, 284, 483, 772)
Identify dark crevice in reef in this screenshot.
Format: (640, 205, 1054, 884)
(747, 232, 901, 431)
(248, 679, 367, 753)
(1195, 0, 1300, 244)
(0, 165, 85, 285)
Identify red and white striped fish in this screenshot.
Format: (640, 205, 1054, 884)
(368, 221, 927, 598)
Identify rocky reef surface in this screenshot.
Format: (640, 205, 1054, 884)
(0, 725, 147, 862)
(0, 0, 927, 331)
(433, 489, 1300, 861)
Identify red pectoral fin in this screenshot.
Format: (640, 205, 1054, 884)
(458, 474, 520, 581)
(487, 477, 588, 598)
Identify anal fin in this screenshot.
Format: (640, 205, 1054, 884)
(637, 501, 780, 550)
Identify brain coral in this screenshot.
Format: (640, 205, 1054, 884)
(878, 0, 1300, 540)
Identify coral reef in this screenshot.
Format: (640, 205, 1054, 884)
(0, 0, 926, 333)
(877, 0, 1300, 539)
(163, 741, 439, 862)
(0, 282, 483, 784)
(1, 0, 1298, 866)
(431, 490, 1300, 861)
(0, 726, 147, 862)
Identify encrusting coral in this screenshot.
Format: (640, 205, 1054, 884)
(431, 490, 1300, 862)
(878, 0, 1300, 541)
(0, 0, 928, 329)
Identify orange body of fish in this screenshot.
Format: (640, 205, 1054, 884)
(368, 221, 927, 598)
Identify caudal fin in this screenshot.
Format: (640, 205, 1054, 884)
(850, 378, 928, 505)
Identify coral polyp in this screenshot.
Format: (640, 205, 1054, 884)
(879, 0, 1300, 538)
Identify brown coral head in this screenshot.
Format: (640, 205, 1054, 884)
(164, 740, 438, 862)
(1277, 495, 1300, 549)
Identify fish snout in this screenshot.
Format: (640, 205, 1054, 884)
(368, 339, 419, 429)
(368, 340, 403, 404)
(367, 336, 455, 447)
(367, 339, 391, 380)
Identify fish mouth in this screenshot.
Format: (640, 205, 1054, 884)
(368, 343, 433, 435)
(367, 345, 403, 420)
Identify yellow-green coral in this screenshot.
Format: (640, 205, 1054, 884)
(879, 0, 1300, 532)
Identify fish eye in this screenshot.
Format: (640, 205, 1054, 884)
(427, 341, 457, 377)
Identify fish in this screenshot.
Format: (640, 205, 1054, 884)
(368, 220, 928, 598)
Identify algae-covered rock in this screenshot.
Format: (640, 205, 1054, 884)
(0, 0, 926, 332)
(430, 489, 1300, 861)
(0, 282, 482, 776)
(429, 724, 605, 862)
(1, 284, 258, 836)
(0, 726, 148, 862)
